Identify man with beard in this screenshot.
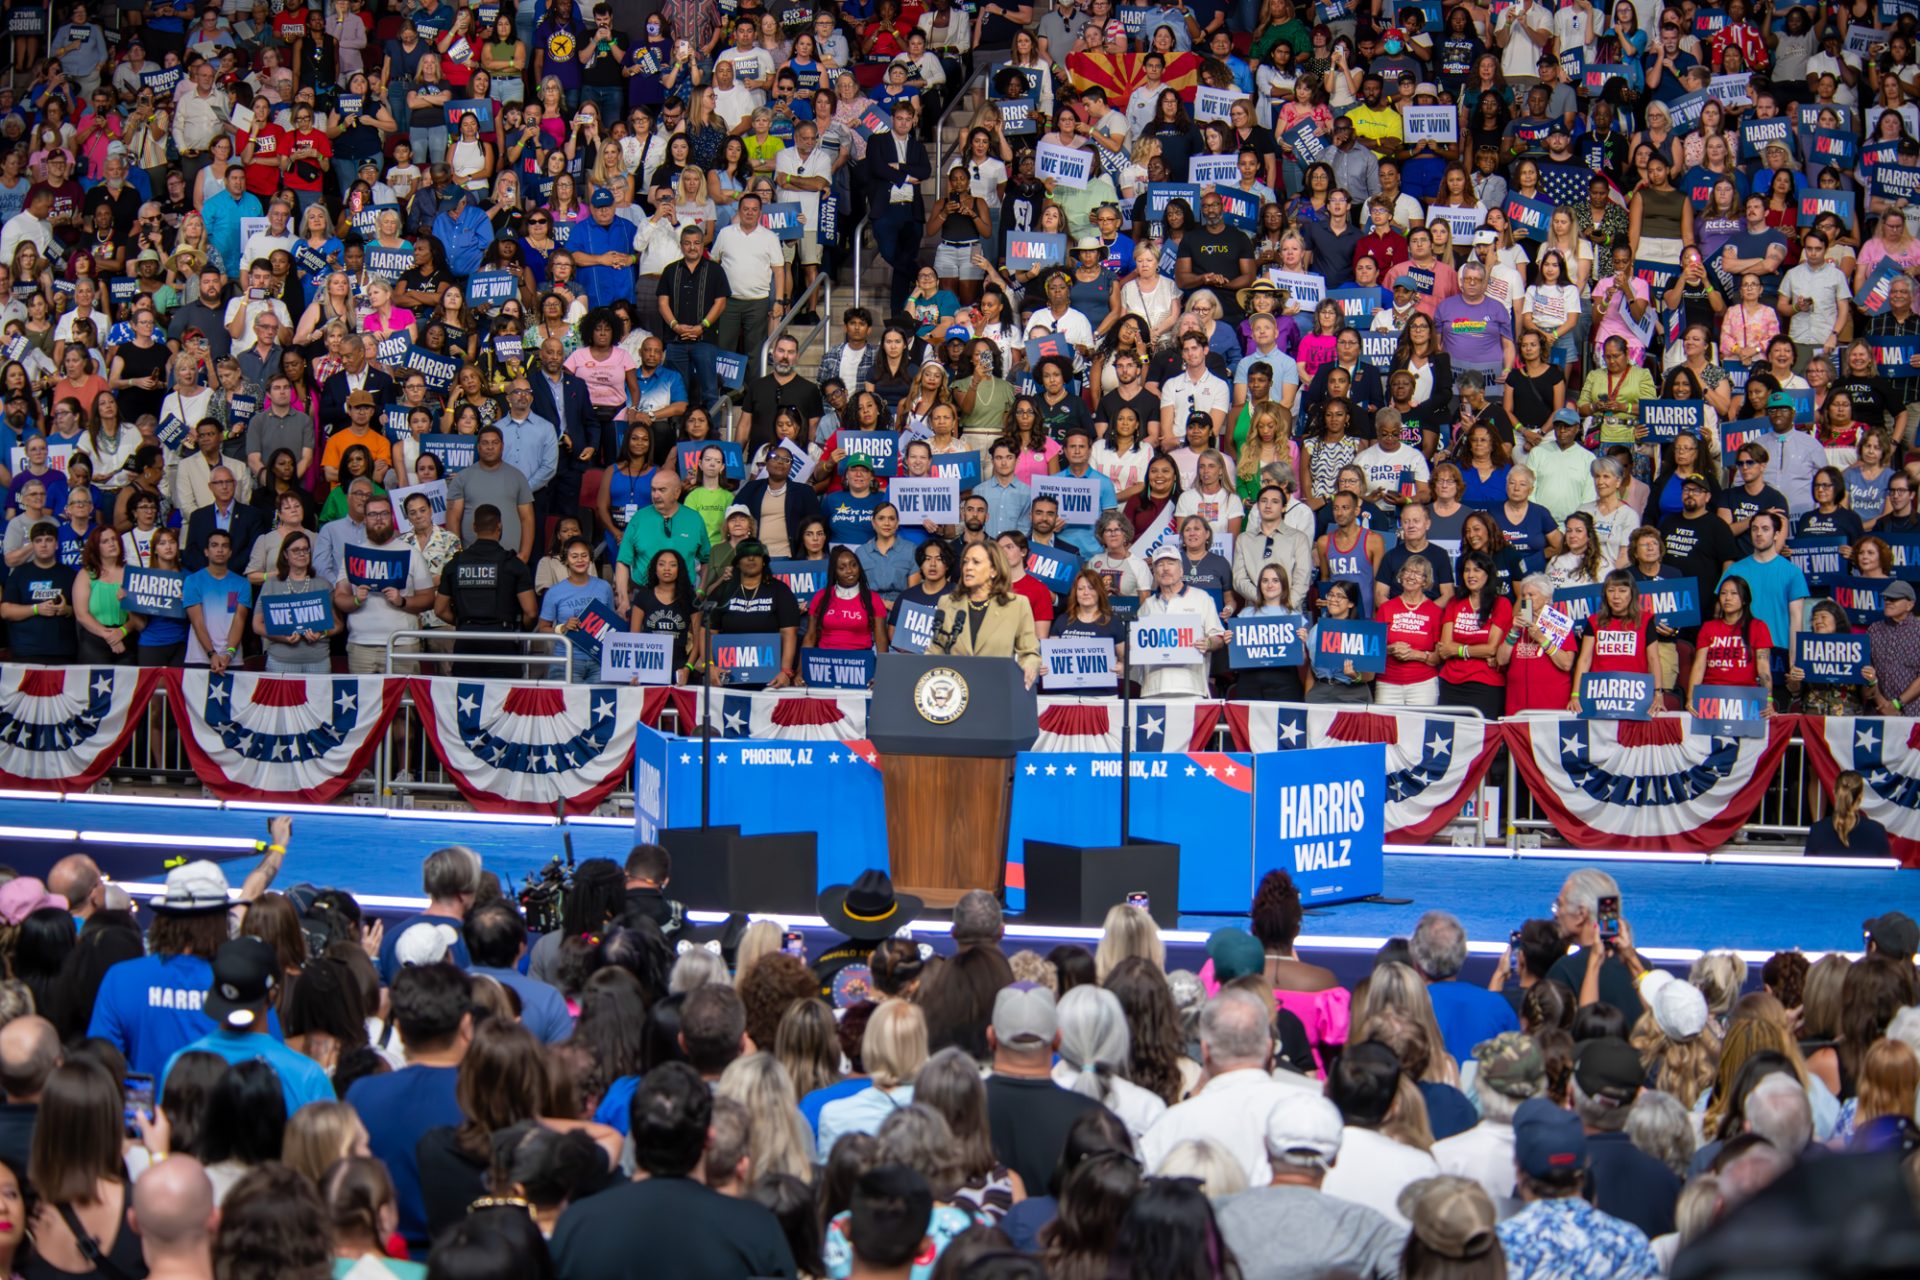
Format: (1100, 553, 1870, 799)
(1175, 191, 1256, 325)
(1658, 472, 1738, 627)
(739, 333, 824, 454)
(657, 224, 731, 411)
(333, 494, 434, 674)
(947, 494, 992, 562)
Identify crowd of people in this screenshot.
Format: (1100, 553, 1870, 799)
(0, 832, 1911, 1280)
(0, 0, 1915, 707)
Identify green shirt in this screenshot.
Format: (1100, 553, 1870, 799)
(685, 484, 734, 542)
(615, 502, 712, 574)
(1251, 19, 1311, 59)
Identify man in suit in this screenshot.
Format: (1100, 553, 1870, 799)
(857, 101, 932, 319)
(528, 335, 595, 524)
(183, 465, 266, 571)
(317, 334, 397, 439)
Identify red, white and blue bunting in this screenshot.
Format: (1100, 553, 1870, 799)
(166, 669, 403, 805)
(1800, 716, 1920, 868)
(1033, 698, 1224, 752)
(411, 678, 646, 814)
(638, 688, 870, 740)
(1225, 704, 1502, 842)
(1504, 715, 1796, 853)
(0, 665, 161, 791)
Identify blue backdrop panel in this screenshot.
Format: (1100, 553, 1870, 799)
(634, 726, 892, 891)
(1251, 743, 1386, 903)
(1005, 751, 1254, 913)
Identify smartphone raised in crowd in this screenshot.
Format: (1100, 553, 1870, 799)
(782, 930, 806, 961)
(1126, 891, 1150, 913)
(1596, 895, 1621, 941)
(1508, 929, 1521, 977)
(123, 1072, 155, 1138)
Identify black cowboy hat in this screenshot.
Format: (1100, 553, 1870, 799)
(817, 869, 922, 941)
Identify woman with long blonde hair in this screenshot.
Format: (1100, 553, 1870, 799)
(716, 1052, 815, 1181)
(1353, 962, 1459, 1085)
(1094, 904, 1164, 982)
(1846, 1039, 1919, 1147)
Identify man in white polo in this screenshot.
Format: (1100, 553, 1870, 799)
(774, 119, 834, 326)
(711, 192, 788, 377)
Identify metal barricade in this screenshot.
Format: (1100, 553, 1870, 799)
(381, 630, 575, 680)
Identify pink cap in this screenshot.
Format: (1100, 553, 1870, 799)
(0, 876, 67, 926)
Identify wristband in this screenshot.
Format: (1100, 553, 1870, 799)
(1897, 698, 1904, 712)
(29, 604, 37, 616)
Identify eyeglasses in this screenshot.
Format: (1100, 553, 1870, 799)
(1738, 458, 1760, 468)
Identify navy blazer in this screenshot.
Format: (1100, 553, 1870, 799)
(857, 130, 933, 218)
(183, 500, 266, 572)
(733, 476, 822, 538)
(528, 365, 597, 463)
(317, 367, 397, 439)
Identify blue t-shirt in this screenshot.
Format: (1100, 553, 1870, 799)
(799, 1076, 869, 1137)
(346, 1065, 464, 1255)
(88, 953, 283, 1079)
(1494, 500, 1560, 572)
(822, 489, 883, 544)
(1718, 554, 1809, 656)
(164, 1027, 336, 1117)
(539, 576, 615, 628)
(1426, 979, 1521, 1067)
(375, 911, 473, 983)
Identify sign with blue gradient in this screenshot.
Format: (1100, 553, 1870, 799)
(1692, 684, 1768, 738)
(1314, 618, 1386, 674)
(344, 545, 412, 588)
(1637, 579, 1700, 628)
(1229, 614, 1305, 668)
(1024, 544, 1081, 594)
(712, 633, 783, 686)
(676, 439, 746, 482)
(1580, 672, 1655, 720)
(770, 559, 828, 608)
(1253, 742, 1385, 903)
(261, 589, 333, 637)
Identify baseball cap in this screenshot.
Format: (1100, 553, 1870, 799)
(1680, 472, 1713, 490)
(1472, 1032, 1545, 1099)
(1513, 1096, 1587, 1177)
(724, 503, 753, 522)
(1263, 1092, 1343, 1168)
(992, 981, 1058, 1048)
(944, 325, 970, 341)
(1473, 229, 1499, 245)
(0, 876, 65, 926)
(1398, 1177, 1498, 1261)
(204, 937, 279, 1029)
(1551, 407, 1581, 427)
(1639, 970, 1710, 1041)
(1766, 391, 1796, 409)
(1205, 927, 1265, 982)
(1149, 545, 1182, 564)
(346, 389, 376, 409)
(358, 156, 379, 171)
(1865, 911, 1920, 957)
(1413, 82, 1439, 98)
(156, 860, 230, 914)
(1888, 580, 1918, 604)
(845, 455, 876, 473)
(590, 187, 615, 207)
(1574, 1036, 1644, 1105)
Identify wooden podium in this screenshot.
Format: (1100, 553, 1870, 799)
(868, 655, 1039, 907)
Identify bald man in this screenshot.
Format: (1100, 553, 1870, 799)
(45, 854, 100, 921)
(0, 1015, 59, 1178)
(130, 1154, 217, 1280)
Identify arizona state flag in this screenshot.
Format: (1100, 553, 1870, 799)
(1067, 51, 1202, 104)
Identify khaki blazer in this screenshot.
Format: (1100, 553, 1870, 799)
(932, 593, 1043, 680)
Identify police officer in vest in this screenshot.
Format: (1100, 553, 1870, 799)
(433, 503, 535, 677)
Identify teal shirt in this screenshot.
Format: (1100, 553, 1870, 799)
(163, 1026, 336, 1118)
(615, 502, 713, 575)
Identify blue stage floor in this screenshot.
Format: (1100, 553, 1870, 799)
(0, 795, 1905, 957)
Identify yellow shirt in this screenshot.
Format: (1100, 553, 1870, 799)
(1345, 104, 1404, 156)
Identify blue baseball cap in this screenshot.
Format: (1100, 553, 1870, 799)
(590, 187, 615, 208)
(1513, 1096, 1587, 1178)
(1551, 407, 1581, 426)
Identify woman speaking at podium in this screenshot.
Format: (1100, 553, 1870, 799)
(932, 543, 1043, 688)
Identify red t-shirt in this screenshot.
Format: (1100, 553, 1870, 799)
(1379, 596, 1442, 684)
(813, 588, 880, 651)
(1585, 613, 1651, 674)
(240, 123, 289, 198)
(1695, 618, 1773, 686)
(1010, 573, 1055, 624)
(283, 129, 333, 192)
(1506, 624, 1575, 714)
(1440, 595, 1513, 687)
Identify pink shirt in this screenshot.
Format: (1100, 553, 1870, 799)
(1013, 439, 1061, 487)
(565, 346, 637, 409)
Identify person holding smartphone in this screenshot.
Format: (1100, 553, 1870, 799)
(1544, 871, 1645, 1020)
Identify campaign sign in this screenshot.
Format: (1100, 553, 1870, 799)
(1873, 336, 1920, 378)
(928, 452, 981, 491)
(1856, 261, 1904, 317)
(156, 414, 191, 452)
(848, 102, 889, 137)
(1874, 164, 1920, 204)
(446, 99, 494, 130)
(389, 480, 449, 526)
(599, 632, 675, 684)
(1551, 583, 1606, 628)
(1279, 120, 1328, 168)
(714, 350, 748, 390)
(1799, 189, 1855, 228)
(123, 569, 185, 619)
(337, 94, 366, 120)
(383, 407, 415, 441)
(1024, 543, 1081, 594)
(712, 633, 783, 685)
(835, 431, 898, 477)
(466, 270, 518, 306)
(260, 589, 333, 638)
(403, 345, 460, 391)
(1193, 86, 1238, 122)
(1251, 741, 1386, 902)
(761, 202, 805, 241)
(1848, 23, 1889, 55)
(1033, 475, 1103, 526)
(1580, 671, 1655, 720)
(1042, 636, 1116, 690)
(1268, 270, 1325, 308)
(1637, 579, 1701, 629)
(1428, 205, 1482, 241)
(367, 246, 414, 279)
(1503, 192, 1552, 242)
(888, 476, 960, 524)
(1788, 535, 1850, 587)
(1693, 6, 1728, 34)
(1558, 46, 1584, 81)
(1632, 259, 1679, 293)
(891, 600, 939, 654)
(1795, 633, 1869, 685)
(140, 66, 182, 94)
(374, 331, 412, 365)
(1215, 186, 1259, 230)
(1536, 604, 1576, 654)
(105, 276, 139, 308)
(1740, 117, 1794, 161)
(1025, 330, 1071, 369)
(422, 434, 477, 472)
(1358, 331, 1399, 369)
(1329, 286, 1381, 323)
(1402, 104, 1457, 143)
(1188, 154, 1242, 186)
(1834, 577, 1891, 626)
(1667, 89, 1710, 133)
(344, 544, 412, 589)
(226, 392, 259, 429)
(800, 648, 875, 689)
(1130, 614, 1206, 667)
(770, 558, 829, 608)
(1810, 128, 1859, 169)
(1145, 183, 1202, 226)
(1691, 684, 1768, 738)
(1007, 232, 1068, 270)
(566, 602, 624, 662)
(1229, 614, 1305, 668)
(1639, 399, 1704, 443)
(1035, 142, 1093, 189)
(1313, 618, 1386, 674)
(998, 96, 1038, 136)
(1707, 73, 1753, 106)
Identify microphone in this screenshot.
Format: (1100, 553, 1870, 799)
(933, 604, 961, 652)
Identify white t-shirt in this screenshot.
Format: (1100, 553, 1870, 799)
(1496, 1, 1554, 80)
(1355, 443, 1432, 498)
(338, 542, 432, 646)
(716, 47, 776, 106)
(1778, 261, 1850, 347)
(1173, 485, 1245, 540)
(1159, 369, 1231, 424)
(1524, 282, 1582, 333)
(773, 144, 834, 224)
(711, 223, 786, 300)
